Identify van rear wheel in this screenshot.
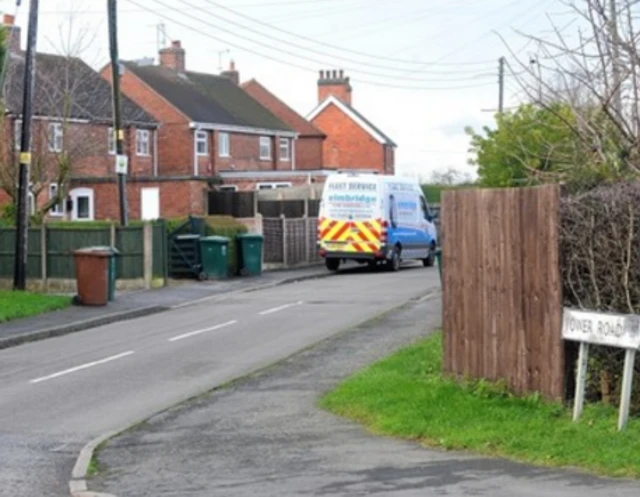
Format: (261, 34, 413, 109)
(386, 248, 401, 272)
(325, 258, 340, 272)
(423, 245, 436, 267)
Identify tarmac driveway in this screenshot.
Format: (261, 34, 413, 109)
(92, 296, 640, 497)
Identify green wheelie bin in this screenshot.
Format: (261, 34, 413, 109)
(199, 236, 230, 280)
(237, 233, 264, 276)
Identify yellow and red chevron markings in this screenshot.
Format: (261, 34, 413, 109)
(318, 218, 383, 253)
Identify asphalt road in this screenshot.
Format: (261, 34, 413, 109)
(92, 296, 640, 497)
(0, 263, 438, 497)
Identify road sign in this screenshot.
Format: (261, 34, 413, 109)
(115, 154, 128, 175)
(562, 308, 639, 430)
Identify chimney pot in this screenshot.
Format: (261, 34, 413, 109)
(319, 70, 324, 79)
(3, 14, 14, 25)
(339, 69, 344, 78)
(230, 60, 235, 71)
(160, 40, 186, 72)
(332, 69, 337, 79)
(172, 40, 181, 48)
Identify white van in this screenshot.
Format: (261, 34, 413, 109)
(317, 172, 438, 272)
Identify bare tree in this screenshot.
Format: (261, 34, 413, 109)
(504, 0, 640, 181)
(0, 8, 102, 220)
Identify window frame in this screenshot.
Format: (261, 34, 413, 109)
(136, 129, 150, 156)
(259, 136, 272, 160)
(49, 183, 64, 216)
(196, 130, 209, 156)
(48, 122, 63, 153)
(70, 187, 95, 221)
(279, 137, 290, 161)
(218, 132, 230, 158)
(256, 182, 292, 190)
(219, 185, 238, 192)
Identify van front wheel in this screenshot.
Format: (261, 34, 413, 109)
(325, 258, 340, 272)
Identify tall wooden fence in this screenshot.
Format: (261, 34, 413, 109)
(441, 185, 564, 400)
(262, 217, 321, 267)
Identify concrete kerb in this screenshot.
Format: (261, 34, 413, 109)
(0, 271, 333, 351)
(68, 287, 442, 497)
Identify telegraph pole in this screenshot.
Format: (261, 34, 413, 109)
(498, 56, 505, 114)
(107, 0, 128, 226)
(13, 0, 40, 291)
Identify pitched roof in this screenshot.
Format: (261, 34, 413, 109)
(123, 63, 293, 133)
(307, 95, 397, 147)
(241, 79, 325, 138)
(3, 51, 157, 126)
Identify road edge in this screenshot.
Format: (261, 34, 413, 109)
(69, 287, 441, 497)
(0, 271, 332, 351)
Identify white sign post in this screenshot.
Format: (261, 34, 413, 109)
(562, 308, 640, 430)
(115, 154, 128, 175)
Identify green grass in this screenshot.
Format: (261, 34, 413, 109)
(0, 290, 72, 323)
(319, 333, 640, 478)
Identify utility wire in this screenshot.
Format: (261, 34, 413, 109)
(194, 0, 499, 68)
(160, 0, 498, 82)
(127, 0, 497, 91)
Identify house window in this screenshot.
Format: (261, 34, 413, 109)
(136, 129, 150, 156)
(259, 136, 271, 160)
(219, 132, 230, 157)
(196, 130, 208, 156)
(219, 185, 237, 192)
(27, 191, 35, 216)
(108, 127, 116, 155)
(48, 122, 63, 153)
(49, 183, 64, 216)
(70, 187, 94, 221)
(14, 119, 21, 150)
(279, 138, 290, 161)
(256, 182, 292, 190)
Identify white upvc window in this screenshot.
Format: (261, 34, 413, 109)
(49, 183, 64, 216)
(48, 122, 63, 153)
(219, 185, 237, 192)
(70, 187, 95, 221)
(219, 132, 230, 157)
(108, 127, 116, 154)
(259, 136, 271, 160)
(279, 138, 290, 161)
(136, 129, 150, 156)
(256, 182, 292, 190)
(196, 130, 208, 156)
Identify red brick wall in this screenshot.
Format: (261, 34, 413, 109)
(221, 174, 327, 192)
(212, 132, 292, 172)
(79, 180, 207, 221)
(311, 103, 384, 172)
(101, 66, 192, 176)
(295, 137, 324, 170)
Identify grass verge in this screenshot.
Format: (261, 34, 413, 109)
(0, 290, 72, 323)
(319, 332, 640, 478)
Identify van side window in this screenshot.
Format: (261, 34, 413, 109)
(389, 194, 397, 226)
(420, 197, 430, 219)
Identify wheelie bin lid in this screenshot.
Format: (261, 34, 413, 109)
(236, 233, 264, 241)
(74, 246, 120, 255)
(201, 235, 230, 244)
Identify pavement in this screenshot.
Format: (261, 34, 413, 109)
(90, 294, 640, 497)
(0, 261, 437, 497)
(0, 264, 331, 349)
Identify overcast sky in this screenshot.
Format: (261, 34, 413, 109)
(1, 0, 568, 181)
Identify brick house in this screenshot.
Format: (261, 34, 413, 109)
(241, 79, 326, 170)
(307, 70, 397, 174)
(0, 15, 159, 221)
(101, 43, 326, 194)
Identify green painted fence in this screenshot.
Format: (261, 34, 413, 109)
(0, 223, 167, 281)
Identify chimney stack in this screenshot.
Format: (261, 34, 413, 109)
(317, 68, 352, 106)
(159, 40, 186, 72)
(221, 59, 239, 85)
(2, 14, 21, 53)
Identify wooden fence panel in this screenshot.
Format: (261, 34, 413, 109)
(47, 228, 110, 278)
(441, 185, 564, 400)
(115, 227, 144, 279)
